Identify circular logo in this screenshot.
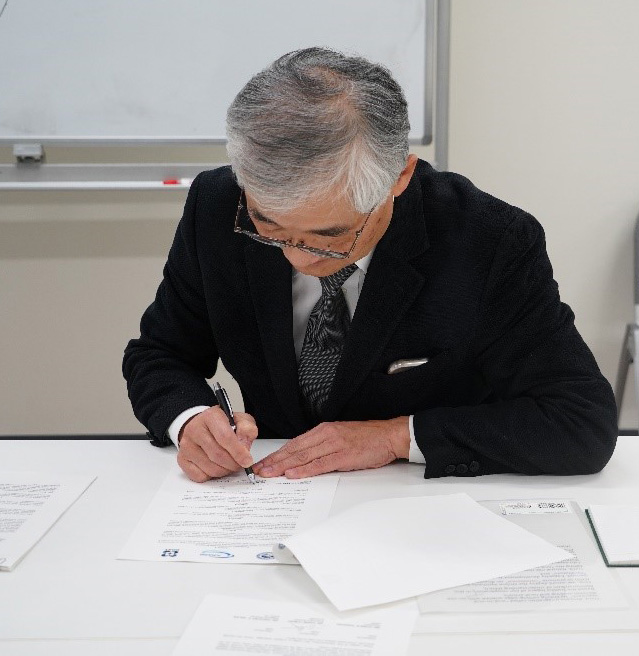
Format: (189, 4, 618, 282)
(256, 551, 275, 560)
(200, 550, 234, 559)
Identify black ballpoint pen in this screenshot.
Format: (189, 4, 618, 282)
(212, 382, 256, 483)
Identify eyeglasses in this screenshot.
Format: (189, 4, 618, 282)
(233, 190, 375, 260)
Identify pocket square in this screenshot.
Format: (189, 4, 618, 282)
(387, 357, 430, 374)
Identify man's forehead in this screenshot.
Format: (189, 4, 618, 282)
(244, 190, 357, 234)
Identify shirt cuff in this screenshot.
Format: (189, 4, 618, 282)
(167, 406, 211, 448)
(408, 415, 426, 464)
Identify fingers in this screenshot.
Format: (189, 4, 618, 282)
(278, 453, 346, 479)
(252, 419, 404, 479)
(198, 406, 257, 468)
(177, 447, 233, 482)
(203, 408, 256, 468)
(177, 407, 259, 481)
(234, 412, 260, 451)
(253, 425, 337, 478)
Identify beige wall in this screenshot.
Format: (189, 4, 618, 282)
(1, 0, 638, 434)
(447, 0, 639, 428)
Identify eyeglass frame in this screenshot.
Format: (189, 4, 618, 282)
(233, 189, 376, 260)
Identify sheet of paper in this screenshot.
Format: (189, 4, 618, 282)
(419, 499, 628, 613)
(172, 594, 418, 656)
(119, 470, 338, 564)
(275, 492, 572, 611)
(588, 504, 639, 565)
(0, 470, 96, 571)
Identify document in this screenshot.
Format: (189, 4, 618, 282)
(418, 499, 628, 613)
(587, 504, 639, 566)
(119, 470, 338, 564)
(172, 594, 418, 656)
(275, 493, 571, 611)
(0, 470, 96, 571)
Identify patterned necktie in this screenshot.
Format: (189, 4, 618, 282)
(298, 263, 358, 418)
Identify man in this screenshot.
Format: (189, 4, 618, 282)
(123, 47, 617, 483)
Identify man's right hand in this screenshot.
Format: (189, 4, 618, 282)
(177, 406, 258, 482)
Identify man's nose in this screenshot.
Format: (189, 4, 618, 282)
(282, 246, 323, 270)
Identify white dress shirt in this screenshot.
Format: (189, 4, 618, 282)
(168, 249, 426, 464)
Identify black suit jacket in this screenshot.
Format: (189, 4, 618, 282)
(123, 160, 617, 477)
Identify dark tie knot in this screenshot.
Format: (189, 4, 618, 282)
(319, 264, 358, 298)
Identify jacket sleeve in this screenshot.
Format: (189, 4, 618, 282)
(123, 173, 218, 440)
(413, 212, 618, 477)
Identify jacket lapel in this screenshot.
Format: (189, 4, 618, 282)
(242, 171, 430, 427)
(322, 177, 429, 419)
(244, 241, 309, 433)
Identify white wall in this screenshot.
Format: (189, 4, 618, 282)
(1, 0, 638, 434)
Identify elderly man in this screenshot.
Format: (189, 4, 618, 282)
(123, 47, 617, 482)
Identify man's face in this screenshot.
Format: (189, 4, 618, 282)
(241, 155, 418, 277)
(243, 190, 395, 277)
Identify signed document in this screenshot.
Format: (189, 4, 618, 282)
(419, 500, 627, 613)
(172, 594, 417, 656)
(0, 471, 96, 571)
(119, 470, 338, 564)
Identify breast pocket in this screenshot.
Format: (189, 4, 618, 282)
(360, 350, 455, 417)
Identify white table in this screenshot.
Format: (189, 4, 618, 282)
(1, 437, 638, 655)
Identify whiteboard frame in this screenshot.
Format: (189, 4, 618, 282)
(0, 0, 450, 188)
(1, 0, 444, 146)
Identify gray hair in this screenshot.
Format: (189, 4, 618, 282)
(226, 47, 410, 214)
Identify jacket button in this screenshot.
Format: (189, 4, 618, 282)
(456, 463, 468, 474)
(444, 464, 456, 474)
(469, 460, 480, 473)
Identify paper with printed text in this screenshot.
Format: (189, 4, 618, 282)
(119, 469, 338, 564)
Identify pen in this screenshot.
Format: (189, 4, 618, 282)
(212, 382, 256, 484)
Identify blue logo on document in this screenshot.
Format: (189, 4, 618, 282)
(161, 549, 179, 558)
(200, 549, 234, 559)
(256, 551, 275, 560)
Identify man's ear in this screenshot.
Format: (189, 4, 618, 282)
(391, 154, 419, 197)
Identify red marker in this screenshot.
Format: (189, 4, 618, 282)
(163, 178, 193, 186)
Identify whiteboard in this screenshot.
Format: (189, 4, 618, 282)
(0, 0, 434, 143)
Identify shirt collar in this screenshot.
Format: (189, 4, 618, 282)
(354, 246, 375, 274)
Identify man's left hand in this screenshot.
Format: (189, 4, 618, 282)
(252, 416, 411, 478)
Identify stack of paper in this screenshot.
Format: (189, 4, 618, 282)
(276, 493, 572, 610)
(0, 471, 96, 571)
(419, 499, 628, 617)
(588, 504, 639, 566)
